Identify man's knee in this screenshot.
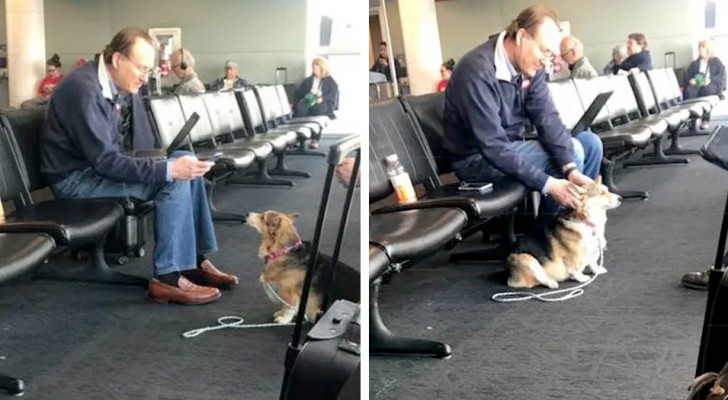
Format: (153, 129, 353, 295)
(169, 150, 195, 160)
(574, 131, 603, 159)
(570, 137, 585, 165)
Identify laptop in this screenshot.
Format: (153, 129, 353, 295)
(125, 112, 200, 159)
(570, 91, 613, 134)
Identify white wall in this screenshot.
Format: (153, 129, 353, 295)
(43, 0, 307, 85)
(435, 0, 696, 73)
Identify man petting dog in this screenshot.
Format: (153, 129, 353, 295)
(41, 27, 238, 305)
(443, 4, 603, 219)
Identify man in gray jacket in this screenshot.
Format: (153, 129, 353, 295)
(560, 36, 598, 79)
(170, 48, 205, 94)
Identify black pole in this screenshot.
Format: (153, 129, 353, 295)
(322, 149, 361, 309)
(279, 161, 336, 400)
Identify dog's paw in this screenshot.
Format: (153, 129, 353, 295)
(274, 314, 294, 324)
(571, 272, 590, 283)
(543, 279, 559, 289)
(591, 265, 608, 275)
(273, 308, 296, 324)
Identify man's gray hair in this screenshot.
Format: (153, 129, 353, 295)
(613, 44, 628, 58)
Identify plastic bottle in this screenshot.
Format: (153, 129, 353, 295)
(0, 196, 4, 223)
(385, 154, 417, 204)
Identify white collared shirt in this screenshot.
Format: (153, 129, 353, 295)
(97, 54, 118, 101)
(494, 31, 518, 82)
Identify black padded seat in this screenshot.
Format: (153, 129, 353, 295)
(370, 208, 467, 264)
(598, 124, 652, 150)
(218, 134, 289, 153)
(624, 114, 669, 135)
(373, 177, 528, 219)
(369, 245, 390, 283)
(4, 200, 124, 245)
(0, 232, 55, 282)
(0, 232, 55, 396)
(195, 147, 255, 168)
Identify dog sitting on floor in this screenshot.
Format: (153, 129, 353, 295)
(246, 211, 360, 323)
(506, 177, 621, 289)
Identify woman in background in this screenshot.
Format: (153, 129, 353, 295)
(21, 54, 64, 109)
(437, 58, 455, 92)
(293, 56, 339, 149)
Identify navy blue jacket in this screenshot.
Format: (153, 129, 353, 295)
(443, 36, 574, 190)
(614, 50, 652, 73)
(41, 60, 167, 184)
(294, 75, 339, 114)
(685, 57, 726, 92)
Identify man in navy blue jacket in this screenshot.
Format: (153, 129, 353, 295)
(443, 4, 603, 218)
(41, 28, 239, 305)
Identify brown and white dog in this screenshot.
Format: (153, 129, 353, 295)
(246, 211, 360, 324)
(506, 177, 621, 289)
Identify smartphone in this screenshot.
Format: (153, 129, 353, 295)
(458, 182, 494, 192)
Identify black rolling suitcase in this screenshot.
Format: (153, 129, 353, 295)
(690, 127, 728, 399)
(280, 135, 362, 400)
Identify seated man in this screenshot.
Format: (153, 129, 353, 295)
(443, 4, 603, 221)
(41, 27, 238, 305)
(169, 47, 205, 95)
(209, 60, 250, 91)
(560, 35, 598, 79)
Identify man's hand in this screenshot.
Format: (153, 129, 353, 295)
(547, 179, 586, 210)
(379, 57, 389, 67)
(170, 156, 213, 180)
(567, 170, 594, 187)
(689, 78, 697, 86)
(705, 77, 711, 86)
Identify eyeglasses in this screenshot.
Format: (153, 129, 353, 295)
(523, 32, 556, 63)
(560, 48, 576, 58)
(121, 54, 153, 77)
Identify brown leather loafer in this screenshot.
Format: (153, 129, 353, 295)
(682, 270, 710, 291)
(149, 276, 221, 305)
(183, 263, 239, 289)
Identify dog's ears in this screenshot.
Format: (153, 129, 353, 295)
(288, 212, 301, 221)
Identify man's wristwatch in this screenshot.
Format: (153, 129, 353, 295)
(563, 165, 578, 179)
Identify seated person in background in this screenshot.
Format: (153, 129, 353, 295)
(169, 48, 205, 95)
(560, 35, 597, 79)
(437, 58, 455, 92)
(603, 45, 627, 75)
(370, 41, 403, 82)
(293, 56, 339, 149)
(21, 54, 64, 109)
(41, 27, 238, 305)
(209, 60, 250, 91)
(684, 39, 725, 105)
(613, 32, 652, 74)
(444, 4, 602, 223)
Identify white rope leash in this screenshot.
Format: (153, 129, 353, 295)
(182, 282, 308, 338)
(492, 242, 605, 303)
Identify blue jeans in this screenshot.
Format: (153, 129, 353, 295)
(50, 151, 218, 277)
(452, 131, 603, 219)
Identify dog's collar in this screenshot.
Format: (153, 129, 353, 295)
(264, 240, 303, 263)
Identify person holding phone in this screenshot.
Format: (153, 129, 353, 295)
(41, 28, 239, 305)
(370, 41, 404, 82)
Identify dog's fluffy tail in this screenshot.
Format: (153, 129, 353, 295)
(507, 253, 558, 289)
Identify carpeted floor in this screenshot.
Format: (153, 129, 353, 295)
(370, 134, 724, 400)
(0, 137, 360, 400)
